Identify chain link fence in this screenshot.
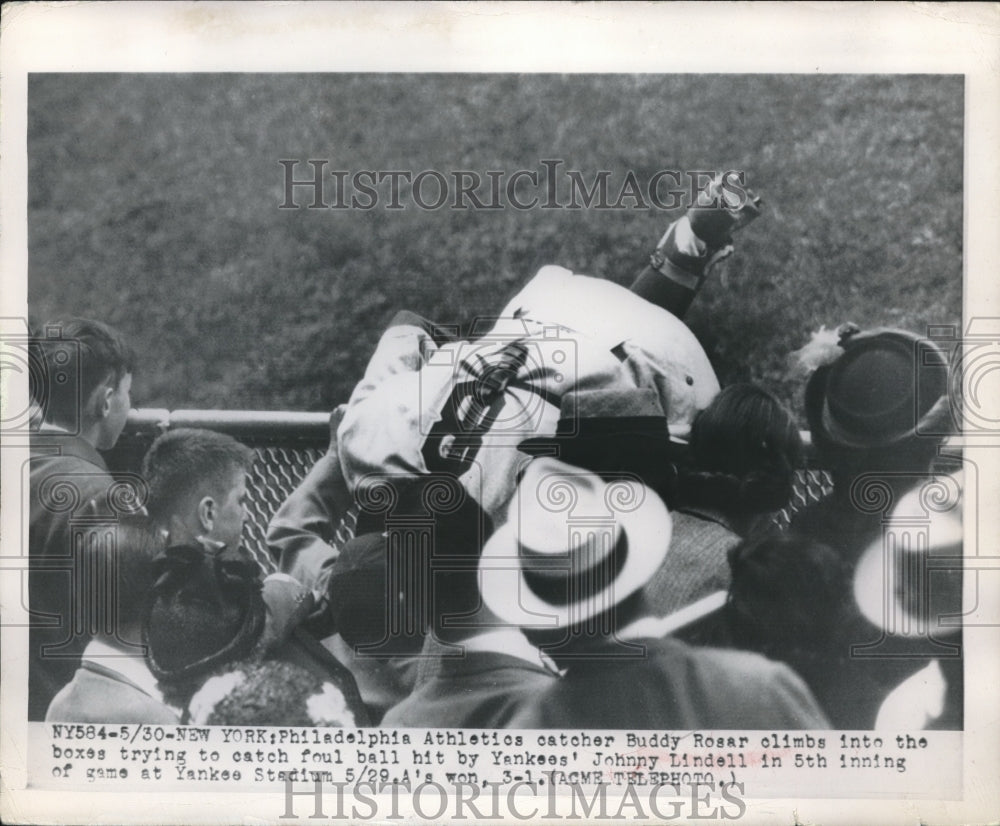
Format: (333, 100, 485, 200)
(115, 409, 834, 577)
(244, 445, 326, 574)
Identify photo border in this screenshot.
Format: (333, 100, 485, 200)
(2, 3, 998, 824)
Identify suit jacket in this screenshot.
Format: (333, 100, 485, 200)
(29, 432, 119, 720)
(46, 660, 180, 724)
(644, 508, 740, 617)
(510, 635, 830, 730)
(382, 649, 556, 729)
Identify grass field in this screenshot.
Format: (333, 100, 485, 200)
(27, 74, 963, 422)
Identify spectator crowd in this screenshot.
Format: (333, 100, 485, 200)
(28, 182, 962, 731)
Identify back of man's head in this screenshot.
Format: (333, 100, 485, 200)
(71, 516, 163, 646)
(32, 317, 135, 430)
(727, 532, 847, 658)
(107, 516, 164, 640)
(329, 479, 495, 650)
(678, 382, 803, 525)
(141, 428, 253, 537)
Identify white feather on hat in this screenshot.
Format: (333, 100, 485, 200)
(789, 325, 844, 377)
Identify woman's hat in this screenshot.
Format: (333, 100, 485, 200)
(853, 473, 963, 638)
(805, 326, 950, 451)
(144, 543, 266, 682)
(186, 659, 361, 727)
(479, 457, 671, 629)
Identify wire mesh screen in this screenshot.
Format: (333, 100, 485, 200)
(117, 411, 833, 577)
(240, 445, 834, 577)
(244, 446, 326, 575)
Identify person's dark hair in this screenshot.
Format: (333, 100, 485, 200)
(674, 383, 803, 519)
(31, 317, 135, 427)
(141, 428, 253, 524)
(726, 531, 847, 660)
(76, 516, 163, 638)
(329, 479, 493, 649)
(112, 517, 164, 629)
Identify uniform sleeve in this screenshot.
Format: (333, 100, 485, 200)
(337, 311, 458, 491)
(267, 453, 353, 586)
(628, 215, 710, 320)
(344, 310, 454, 410)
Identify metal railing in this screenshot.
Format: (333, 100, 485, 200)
(115, 409, 834, 576)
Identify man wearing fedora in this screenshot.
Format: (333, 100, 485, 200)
(481, 457, 830, 730)
(521, 384, 804, 620)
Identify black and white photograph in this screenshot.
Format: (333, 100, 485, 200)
(2, 3, 998, 825)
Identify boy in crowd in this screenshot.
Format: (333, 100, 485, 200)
(28, 318, 137, 720)
(140, 427, 368, 723)
(141, 427, 253, 554)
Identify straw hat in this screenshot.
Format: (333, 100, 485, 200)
(479, 457, 671, 629)
(853, 473, 963, 638)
